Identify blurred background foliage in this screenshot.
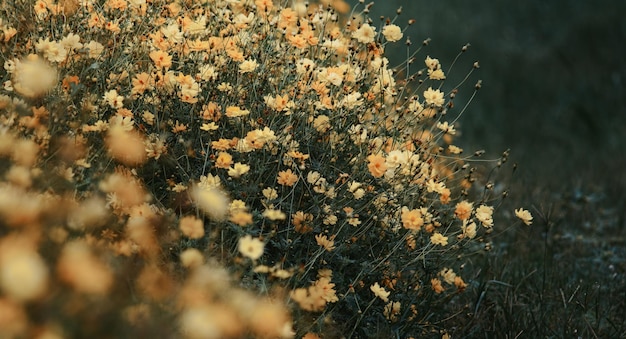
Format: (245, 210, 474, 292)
(357, 0, 626, 198)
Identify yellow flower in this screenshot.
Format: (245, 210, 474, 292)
(428, 68, 446, 80)
(225, 106, 250, 118)
(475, 205, 494, 228)
(149, 50, 172, 69)
(454, 201, 473, 221)
(12, 55, 58, 98)
(262, 187, 278, 200)
(315, 234, 335, 252)
(367, 154, 387, 178)
(425, 56, 440, 70)
(423, 87, 445, 107)
(352, 23, 376, 44)
(430, 233, 448, 246)
(215, 151, 233, 169)
(230, 211, 253, 226)
(228, 162, 250, 178)
(401, 208, 424, 231)
(515, 208, 533, 225)
(462, 220, 477, 239)
(190, 186, 229, 221)
(263, 208, 286, 221)
(179, 248, 204, 268)
(238, 235, 264, 260)
(439, 268, 456, 284)
(431, 278, 444, 294)
(292, 211, 313, 233)
(277, 169, 298, 186)
(382, 24, 403, 42)
(179, 215, 204, 239)
(239, 59, 258, 73)
(370, 282, 390, 302)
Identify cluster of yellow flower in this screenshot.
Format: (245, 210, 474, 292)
(0, 0, 533, 337)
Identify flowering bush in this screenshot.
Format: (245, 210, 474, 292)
(0, 0, 531, 337)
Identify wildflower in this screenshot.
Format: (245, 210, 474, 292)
(292, 211, 313, 233)
(200, 122, 218, 131)
(515, 208, 533, 225)
(103, 89, 124, 109)
(239, 59, 258, 73)
(370, 282, 390, 302)
(454, 201, 473, 221)
(428, 68, 446, 80)
(431, 278, 444, 294)
(436, 121, 456, 135)
(323, 214, 338, 225)
(448, 145, 463, 154)
(277, 169, 298, 186)
(106, 125, 147, 166)
(57, 241, 113, 295)
(12, 56, 58, 98)
(60, 33, 82, 51)
(317, 66, 344, 86)
(191, 186, 230, 221)
(229, 200, 247, 214)
(315, 234, 335, 252)
(230, 211, 253, 226)
(426, 179, 446, 194)
(423, 87, 445, 107)
(430, 233, 448, 246)
(225, 106, 250, 118)
(382, 24, 403, 42)
(352, 23, 376, 44)
(425, 56, 440, 70)
(462, 220, 477, 239)
(255, 0, 273, 14)
(179, 215, 204, 239)
(180, 248, 204, 268)
(401, 208, 424, 231)
(475, 205, 494, 227)
(454, 276, 468, 291)
(215, 152, 233, 169)
(149, 50, 172, 69)
(85, 40, 104, 58)
(0, 239, 48, 301)
(197, 65, 218, 81)
(198, 174, 221, 189)
(439, 268, 456, 284)
(238, 235, 264, 260)
(263, 209, 286, 221)
(367, 154, 387, 178)
(262, 187, 278, 200)
(228, 163, 250, 178)
(313, 115, 331, 133)
(384, 301, 401, 321)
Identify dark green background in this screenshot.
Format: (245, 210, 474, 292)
(355, 0, 626, 198)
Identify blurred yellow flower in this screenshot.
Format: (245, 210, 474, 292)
(430, 233, 448, 246)
(238, 235, 264, 260)
(515, 208, 533, 225)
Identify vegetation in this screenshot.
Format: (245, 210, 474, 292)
(0, 0, 622, 338)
